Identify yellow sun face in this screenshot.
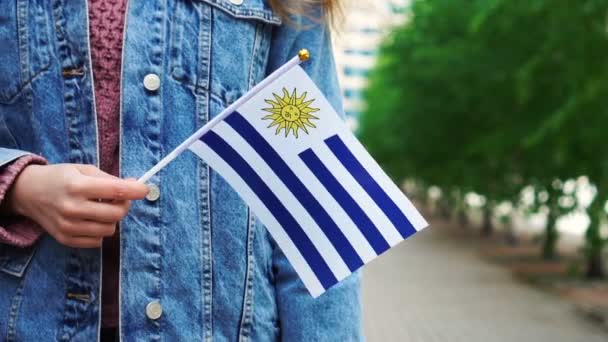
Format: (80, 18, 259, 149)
(262, 88, 319, 138)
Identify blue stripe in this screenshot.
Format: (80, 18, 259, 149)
(299, 149, 391, 255)
(200, 131, 337, 289)
(226, 112, 364, 272)
(325, 135, 417, 239)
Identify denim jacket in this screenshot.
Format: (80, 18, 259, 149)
(0, 0, 362, 340)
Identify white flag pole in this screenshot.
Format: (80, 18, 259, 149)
(137, 49, 310, 184)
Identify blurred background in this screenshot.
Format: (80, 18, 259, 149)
(333, 1, 608, 341)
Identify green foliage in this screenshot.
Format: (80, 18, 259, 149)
(359, 0, 608, 276)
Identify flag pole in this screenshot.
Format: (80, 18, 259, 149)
(137, 49, 310, 184)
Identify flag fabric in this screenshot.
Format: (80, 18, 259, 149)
(188, 65, 428, 297)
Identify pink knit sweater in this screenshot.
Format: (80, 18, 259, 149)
(0, 155, 46, 246)
(0, 0, 127, 328)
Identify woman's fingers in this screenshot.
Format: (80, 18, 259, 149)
(8, 163, 147, 249)
(68, 164, 149, 200)
(54, 233, 104, 249)
(58, 198, 131, 223)
(83, 200, 130, 223)
(60, 220, 117, 238)
(68, 176, 149, 200)
(75, 164, 116, 179)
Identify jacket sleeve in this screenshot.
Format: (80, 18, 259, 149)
(266, 14, 364, 342)
(0, 148, 46, 247)
(0, 148, 33, 168)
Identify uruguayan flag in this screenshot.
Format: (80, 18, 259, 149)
(188, 65, 428, 297)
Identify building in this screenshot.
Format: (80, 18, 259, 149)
(333, 0, 409, 131)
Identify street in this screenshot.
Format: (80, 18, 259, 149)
(362, 218, 608, 342)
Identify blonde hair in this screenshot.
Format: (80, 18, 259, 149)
(268, 0, 341, 24)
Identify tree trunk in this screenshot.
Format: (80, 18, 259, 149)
(542, 211, 558, 260)
(439, 198, 451, 220)
(458, 208, 468, 228)
(418, 188, 429, 209)
(481, 206, 493, 237)
(504, 223, 519, 246)
(585, 198, 606, 279)
(586, 249, 605, 279)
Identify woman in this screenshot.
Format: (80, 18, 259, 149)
(0, 0, 362, 341)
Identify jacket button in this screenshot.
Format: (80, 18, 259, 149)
(230, 0, 243, 5)
(146, 184, 160, 202)
(146, 301, 163, 320)
(143, 73, 161, 91)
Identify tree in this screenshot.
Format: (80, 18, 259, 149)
(359, 0, 608, 277)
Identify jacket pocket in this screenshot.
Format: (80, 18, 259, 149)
(0, 116, 18, 149)
(0, 244, 37, 278)
(169, 0, 280, 97)
(0, 0, 52, 104)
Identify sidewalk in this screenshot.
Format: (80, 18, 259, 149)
(362, 218, 608, 342)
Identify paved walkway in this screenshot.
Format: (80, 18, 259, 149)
(362, 218, 608, 342)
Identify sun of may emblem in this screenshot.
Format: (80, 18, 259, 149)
(262, 88, 319, 138)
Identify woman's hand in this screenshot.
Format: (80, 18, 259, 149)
(3, 164, 149, 248)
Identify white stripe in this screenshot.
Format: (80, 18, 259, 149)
(188, 140, 207, 159)
(188, 139, 326, 297)
(313, 143, 404, 246)
(340, 133, 429, 231)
